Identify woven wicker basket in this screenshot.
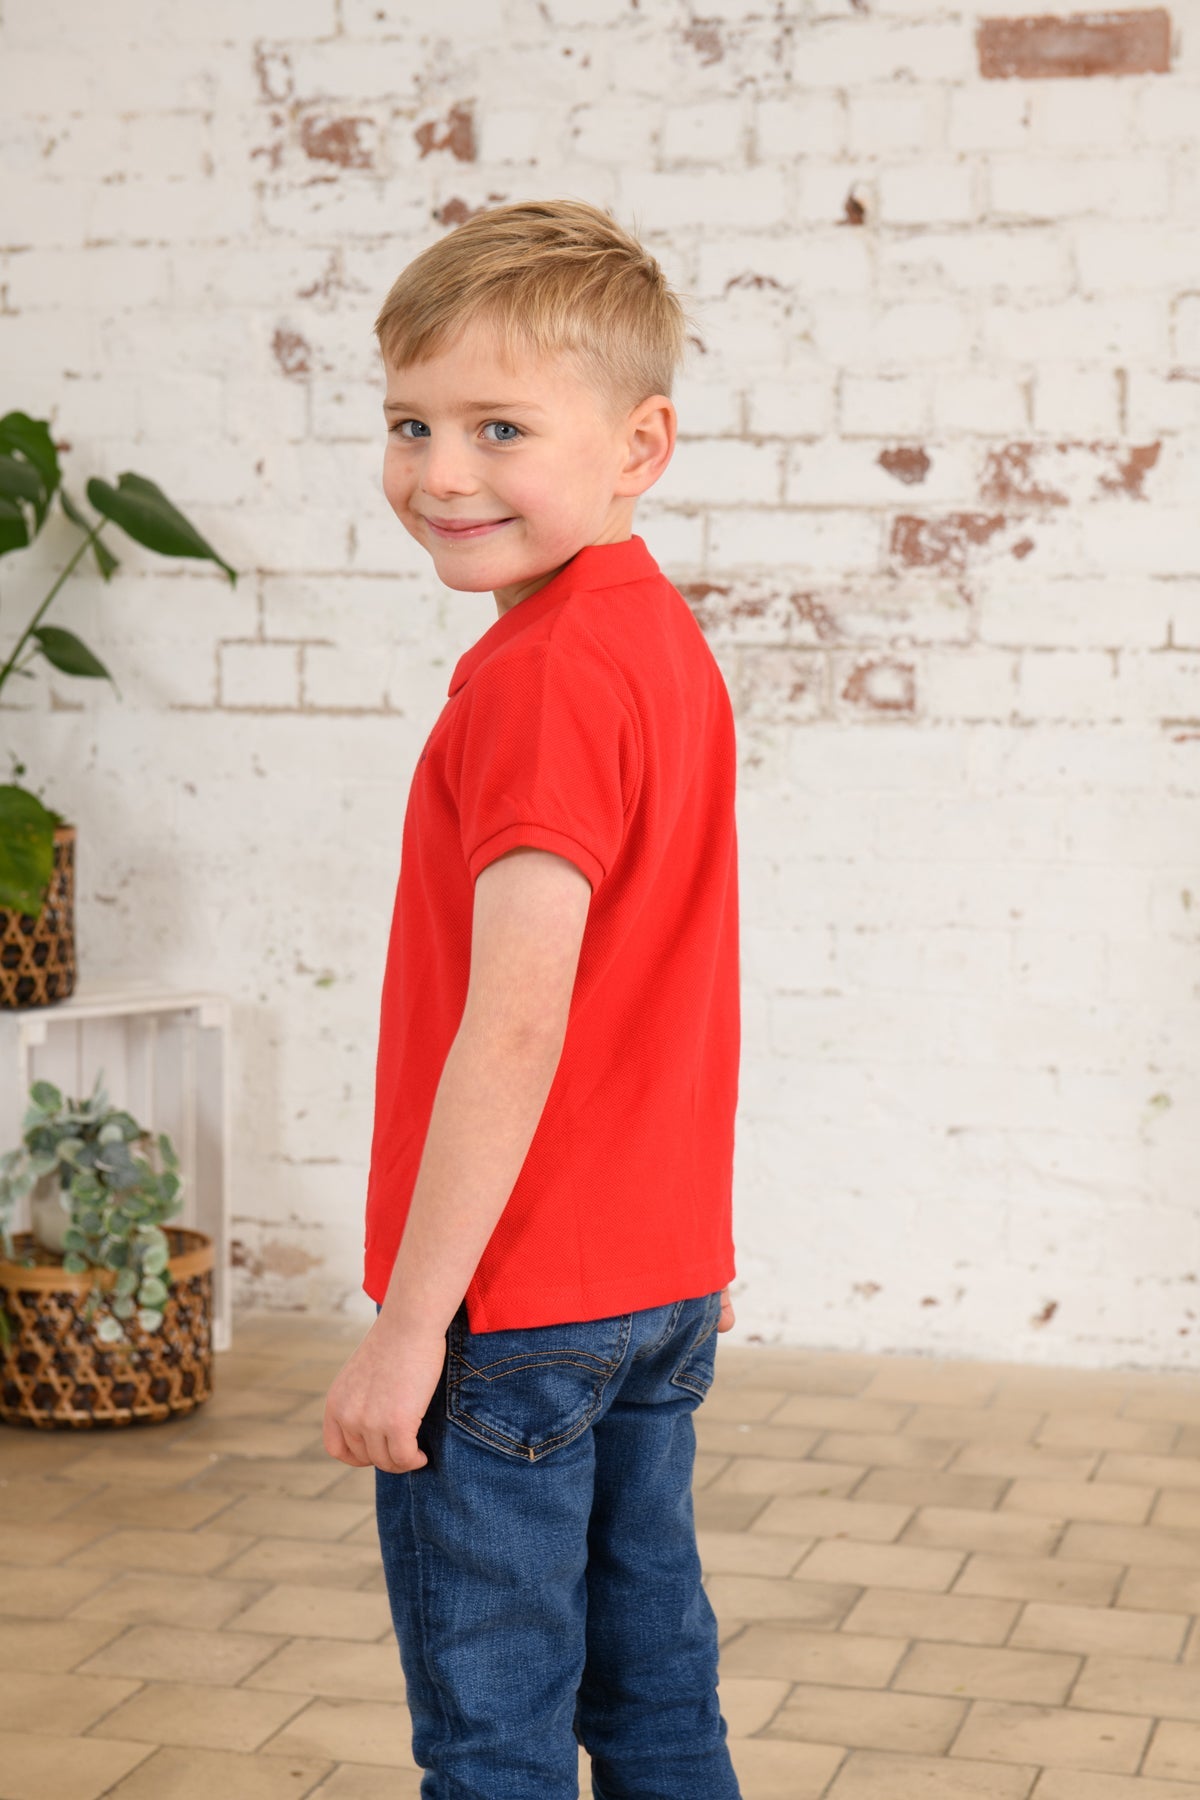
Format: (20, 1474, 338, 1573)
(0, 1225, 213, 1429)
(0, 822, 78, 1011)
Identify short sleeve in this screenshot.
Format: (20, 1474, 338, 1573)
(450, 641, 638, 893)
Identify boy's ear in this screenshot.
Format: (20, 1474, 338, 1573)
(614, 395, 676, 498)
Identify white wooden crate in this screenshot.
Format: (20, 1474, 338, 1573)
(0, 979, 232, 1351)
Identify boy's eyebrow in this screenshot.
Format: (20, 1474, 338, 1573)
(382, 398, 547, 416)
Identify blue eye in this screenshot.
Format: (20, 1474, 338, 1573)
(391, 419, 430, 438)
(482, 421, 522, 443)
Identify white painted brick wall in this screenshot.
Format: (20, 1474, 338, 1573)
(2, 0, 1198, 1368)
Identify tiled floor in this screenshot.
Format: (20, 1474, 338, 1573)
(4, 1319, 1200, 1799)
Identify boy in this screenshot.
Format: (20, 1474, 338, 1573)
(323, 198, 742, 1800)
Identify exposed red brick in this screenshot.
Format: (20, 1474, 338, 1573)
(681, 22, 724, 64)
(1097, 440, 1161, 499)
(296, 252, 347, 303)
(1032, 1299, 1059, 1327)
(676, 581, 731, 634)
(1012, 537, 1036, 559)
(843, 190, 868, 226)
(790, 592, 841, 642)
(300, 114, 375, 171)
(981, 439, 1163, 507)
(890, 513, 1008, 572)
(840, 656, 917, 715)
(272, 327, 311, 378)
(978, 10, 1171, 80)
(415, 103, 476, 163)
(725, 272, 783, 292)
(879, 447, 930, 486)
(981, 443, 1069, 508)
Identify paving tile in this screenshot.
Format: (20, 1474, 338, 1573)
(1035, 1414, 1178, 1454)
(815, 1431, 959, 1470)
(0, 1728, 152, 1800)
(1122, 1384, 1200, 1425)
(707, 1573, 861, 1627)
(725, 1736, 846, 1797)
(718, 1674, 791, 1736)
(825, 1748, 1037, 1797)
(853, 1468, 1009, 1511)
(858, 1361, 1003, 1408)
(0, 1564, 112, 1618)
(53, 1447, 217, 1488)
(693, 1488, 773, 1532)
(901, 1505, 1064, 1557)
(1119, 1565, 1200, 1613)
(230, 1581, 393, 1640)
(244, 1636, 405, 1702)
(0, 1617, 124, 1673)
(989, 1376, 1131, 1415)
(105, 1744, 335, 1799)
(187, 1456, 347, 1498)
(216, 1536, 383, 1588)
(0, 1668, 140, 1733)
(54, 1483, 241, 1531)
(695, 1418, 828, 1459)
(697, 1527, 814, 1577)
(1002, 1479, 1154, 1524)
(952, 1444, 1100, 1482)
(797, 1538, 965, 1592)
(1143, 1718, 1200, 1781)
(1011, 1600, 1187, 1660)
(259, 1697, 419, 1767)
(841, 1588, 1020, 1647)
(197, 1490, 377, 1548)
(747, 1494, 913, 1541)
(718, 1624, 908, 1686)
(76, 1622, 285, 1685)
(0, 1517, 118, 1565)
(892, 1641, 1080, 1705)
(1034, 1770, 1200, 1800)
(952, 1699, 1150, 1771)
(91, 1679, 310, 1750)
(1151, 1489, 1200, 1530)
(708, 1455, 858, 1496)
(0, 1477, 94, 1522)
(1070, 1654, 1200, 1721)
(69, 1571, 268, 1630)
(305, 1765, 432, 1798)
(905, 1407, 1044, 1445)
(954, 1554, 1121, 1605)
(772, 1395, 913, 1434)
(190, 1385, 309, 1422)
(765, 1682, 965, 1753)
(1099, 1453, 1200, 1490)
(64, 1527, 253, 1576)
(695, 1385, 794, 1423)
(694, 1450, 731, 1488)
(1058, 1520, 1200, 1567)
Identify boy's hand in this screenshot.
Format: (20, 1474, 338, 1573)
(322, 1319, 447, 1473)
(717, 1286, 735, 1332)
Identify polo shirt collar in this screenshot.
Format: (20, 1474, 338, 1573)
(447, 535, 659, 696)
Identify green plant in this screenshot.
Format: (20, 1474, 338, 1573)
(0, 410, 237, 914)
(0, 1074, 183, 1349)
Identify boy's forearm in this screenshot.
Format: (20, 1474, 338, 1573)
(376, 1017, 566, 1342)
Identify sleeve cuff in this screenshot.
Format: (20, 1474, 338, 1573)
(466, 822, 606, 892)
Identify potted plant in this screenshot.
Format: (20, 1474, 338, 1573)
(0, 409, 237, 1009)
(0, 1074, 213, 1428)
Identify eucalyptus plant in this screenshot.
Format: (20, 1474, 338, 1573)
(0, 1074, 183, 1349)
(0, 409, 237, 915)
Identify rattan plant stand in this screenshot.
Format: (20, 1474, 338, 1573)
(0, 1225, 213, 1429)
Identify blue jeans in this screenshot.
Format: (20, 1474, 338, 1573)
(374, 1288, 741, 1799)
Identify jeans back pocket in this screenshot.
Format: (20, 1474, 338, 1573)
(445, 1307, 632, 1463)
(670, 1290, 723, 1401)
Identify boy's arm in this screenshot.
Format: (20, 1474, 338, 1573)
(377, 842, 592, 1341)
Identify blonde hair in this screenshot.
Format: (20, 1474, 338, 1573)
(374, 197, 691, 416)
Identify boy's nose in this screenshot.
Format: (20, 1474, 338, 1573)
(419, 439, 476, 500)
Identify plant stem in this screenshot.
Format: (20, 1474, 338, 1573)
(0, 521, 109, 703)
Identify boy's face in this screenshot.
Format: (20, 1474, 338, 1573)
(381, 319, 673, 615)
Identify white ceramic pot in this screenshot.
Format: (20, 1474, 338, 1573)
(30, 1171, 72, 1254)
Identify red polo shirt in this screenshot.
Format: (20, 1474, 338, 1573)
(362, 534, 739, 1332)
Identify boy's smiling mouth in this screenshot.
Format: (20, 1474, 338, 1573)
(423, 516, 514, 540)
